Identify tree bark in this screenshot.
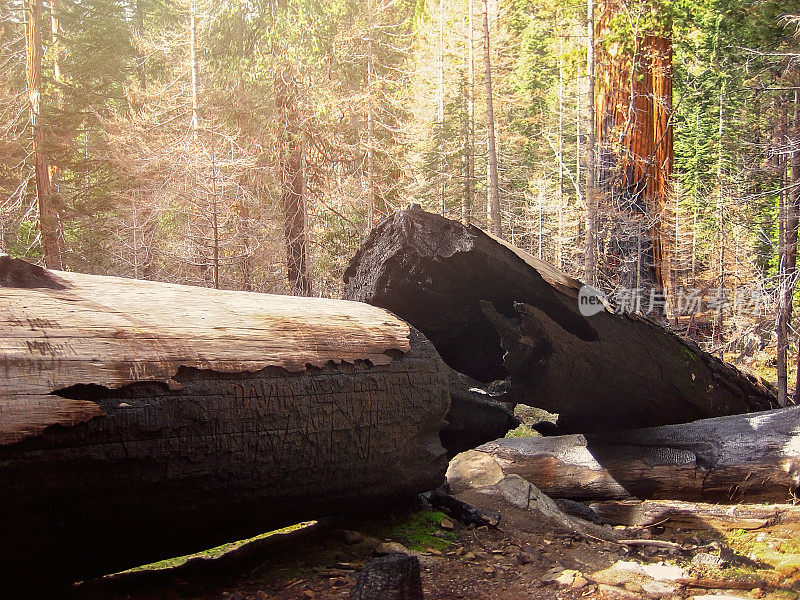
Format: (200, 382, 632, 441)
(0, 256, 449, 591)
(26, 0, 61, 269)
(441, 369, 519, 458)
(452, 406, 800, 503)
(343, 206, 776, 433)
(482, 0, 500, 235)
(595, 1, 673, 298)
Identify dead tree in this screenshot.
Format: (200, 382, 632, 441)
(453, 406, 800, 503)
(343, 206, 776, 432)
(0, 256, 449, 590)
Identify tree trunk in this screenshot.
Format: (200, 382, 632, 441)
(26, 0, 61, 269)
(276, 68, 311, 296)
(189, 0, 199, 138)
(793, 88, 800, 405)
(588, 499, 800, 530)
(595, 1, 673, 298)
(343, 206, 776, 433)
(584, 0, 597, 284)
(482, 0, 500, 235)
(133, 0, 146, 90)
(463, 0, 475, 225)
(0, 256, 449, 591)
(776, 94, 798, 406)
(451, 406, 800, 503)
(441, 369, 519, 458)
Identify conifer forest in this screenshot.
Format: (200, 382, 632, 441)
(3, 0, 800, 398)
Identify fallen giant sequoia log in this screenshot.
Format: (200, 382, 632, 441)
(343, 205, 777, 432)
(447, 406, 800, 503)
(0, 256, 449, 589)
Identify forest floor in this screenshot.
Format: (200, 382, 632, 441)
(68, 487, 800, 600)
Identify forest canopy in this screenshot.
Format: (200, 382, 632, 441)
(2, 0, 800, 395)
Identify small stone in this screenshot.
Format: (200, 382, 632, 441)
(455, 546, 465, 556)
(302, 591, 315, 599)
(484, 566, 495, 574)
(440, 517, 455, 531)
(374, 542, 410, 556)
(692, 552, 727, 568)
(463, 551, 476, 560)
(596, 584, 642, 600)
(425, 548, 442, 556)
(572, 576, 589, 589)
(516, 552, 532, 565)
(343, 530, 363, 545)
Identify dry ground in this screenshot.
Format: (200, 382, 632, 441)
(67, 490, 800, 600)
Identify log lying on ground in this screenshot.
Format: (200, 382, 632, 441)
(588, 499, 800, 530)
(0, 255, 450, 590)
(343, 205, 777, 432)
(441, 369, 519, 457)
(447, 406, 800, 503)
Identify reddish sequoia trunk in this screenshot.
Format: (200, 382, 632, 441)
(595, 1, 673, 301)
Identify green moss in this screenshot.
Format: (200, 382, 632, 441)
(725, 529, 800, 575)
(505, 423, 541, 438)
(381, 510, 456, 552)
(123, 521, 315, 573)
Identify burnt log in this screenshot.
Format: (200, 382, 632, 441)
(351, 554, 424, 600)
(448, 406, 800, 503)
(343, 205, 777, 432)
(441, 369, 519, 457)
(0, 256, 450, 590)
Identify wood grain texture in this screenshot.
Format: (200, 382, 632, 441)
(464, 406, 800, 503)
(0, 257, 451, 590)
(1, 256, 411, 445)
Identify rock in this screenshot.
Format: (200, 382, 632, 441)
(516, 552, 532, 565)
(440, 517, 455, 531)
(374, 542, 411, 556)
(350, 554, 424, 600)
(446, 450, 505, 492)
(572, 576, 589, 589)
(343, 530, 364, 545)
(692, 552, 727, 568)
(463, 551, 477, 560)
(596, 583, 644, 600)
(592, 561, 686, 596)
